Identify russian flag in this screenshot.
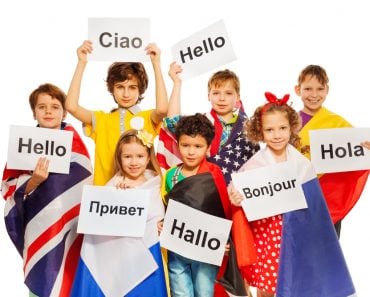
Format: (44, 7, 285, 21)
(71, 174, 168, 297)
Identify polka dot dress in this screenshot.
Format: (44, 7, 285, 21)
(247, 214, 283, 293)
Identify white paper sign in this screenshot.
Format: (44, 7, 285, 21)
(78, 185, 150, 237)
(160, 200, 232, 266)
(171, 20, 236, 80)
(310, 127, 370, 173)
(88, 18, 150, 62)
(231, 161, 307, 221)
(7, 125, 73, 174)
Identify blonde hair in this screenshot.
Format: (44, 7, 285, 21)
(114, 129, 162, 178)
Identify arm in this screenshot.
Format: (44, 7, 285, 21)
(65, 40, 94, 125)
(167, 62, 183, 117)
(24, 157, 49, 195)
(146, 43, 168, 125)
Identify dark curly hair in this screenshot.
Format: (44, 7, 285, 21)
(245, 103, 301, 148)
(175, 113, 215, 146)
(106, 62, 148, 103)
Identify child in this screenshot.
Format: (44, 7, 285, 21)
(71, 129, 168, 297)
(161, 113, 252, 297)
(66, 40, 168, 186)
(1, 83, 93, 297)
(157, 63, 259, 185)
(295, 65, 369, 237)
(229, 92, 355, 297)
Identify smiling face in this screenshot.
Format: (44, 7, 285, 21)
(295, 75, 329, 115)
(33, 93, 66, 129)
(262, 110, 291, 159)
(208, 80, 240, 122)
(178, 134, 209, 173)
(120, 141, 150, 181)
(113, 78, 140, 108)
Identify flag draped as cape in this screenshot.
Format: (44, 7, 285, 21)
(163, 159, 256, 297)
(238, 144, 355, 297)
(299, 107, 369, 223)
(2, 123, 92, 297)
(71, 170, 168, 297)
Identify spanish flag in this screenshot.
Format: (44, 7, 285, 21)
(299, 107, 369, 223)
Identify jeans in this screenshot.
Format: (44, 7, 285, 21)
(168, 251, 218, 297)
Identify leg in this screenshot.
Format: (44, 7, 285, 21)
(191, 260, 218, 297)
(168, 252, 194, 297)
(257, 289, 274, 297)
(334, 220, 342, 238)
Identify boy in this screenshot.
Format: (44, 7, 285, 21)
(157, 63, 259, 185)
(1, 83, 92, 297)
(66, 40, 168, 185)
(295, 64, 369, 237)
(162, 113, 233, 297)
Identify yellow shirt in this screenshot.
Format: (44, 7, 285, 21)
(84, 105, 159, 185)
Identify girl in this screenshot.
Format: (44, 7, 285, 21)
(229, 92, 355, 297)
(71, 129, 168, 297)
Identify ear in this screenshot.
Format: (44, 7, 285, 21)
(62, 110, 67, 120)
(294, 85, 301, 96)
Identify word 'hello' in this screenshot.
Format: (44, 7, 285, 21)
(180, 36, 225, 63)
(18, 138, 66, 156)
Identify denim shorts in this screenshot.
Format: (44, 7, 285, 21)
(168, 251, 218, 297)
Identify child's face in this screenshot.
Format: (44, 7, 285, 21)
(113, 78, 140, 108)
(295, 75, 329, 115)
(120, 142, 150, 180)
(178, 134, 209, 172)
(208, 80, 240, 121)
(262, 111, 291, 158)
(33, 93, 66, 129)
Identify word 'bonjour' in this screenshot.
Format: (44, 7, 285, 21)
(243, 179, 297, 198)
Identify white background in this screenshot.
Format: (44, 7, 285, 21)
(0, 0, 369, 295)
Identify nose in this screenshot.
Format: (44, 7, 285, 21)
(123, 87, 130, 97)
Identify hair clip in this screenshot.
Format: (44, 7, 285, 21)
(265, 92, 290, 105)
(137, 130, 154, 148)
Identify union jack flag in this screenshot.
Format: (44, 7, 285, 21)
(2, 124, 93, 297)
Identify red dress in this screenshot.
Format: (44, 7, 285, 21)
(246, 214, 283, 293)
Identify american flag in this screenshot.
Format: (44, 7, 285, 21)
(157, 106, 259, 185)
(2, 124, 92, 297)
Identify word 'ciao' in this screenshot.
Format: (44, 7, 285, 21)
(180, 36, 226, 63)
(171, 219, 220, 250)
(18, 138, 66, 156)
(243, 179, 297, 198)
(321, 143, 365, 159)
(99, 32, 143, 48)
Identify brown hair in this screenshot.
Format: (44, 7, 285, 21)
(207, 69, 240, 95)
(297, 65, 329, 86)
(114, 129, 161, 178)
(29, 83, 66, 111)
(106, 62, 148, 103)
(245, 103, 301, 148)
